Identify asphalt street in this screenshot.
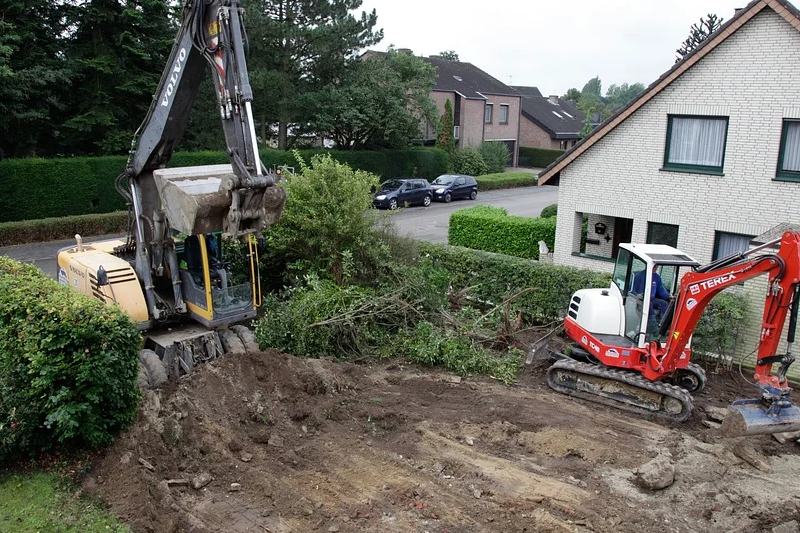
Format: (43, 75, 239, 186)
(0, 185, 558, 278)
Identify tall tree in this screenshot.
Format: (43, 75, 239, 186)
(676, 14, 723, 62)
(61, 0, 176, 155)
(562, 88, 581, 104)
(0, 1, 75, 157)
(438, 50, 459, 61)
(436, 99, 455, 153)
(560, 77, 644, 137)
(310, 50, 435, 149)
(246, 0, 382, 149)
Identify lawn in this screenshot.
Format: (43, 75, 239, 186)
(0, 472, 128, 532)
(475, 171, 537, 190)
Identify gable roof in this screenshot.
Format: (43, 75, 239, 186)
(513, 88, 585, 139)
(423, 55, 519, 99)
(513, 85, 543, 98)
(538, 0, 800, 185)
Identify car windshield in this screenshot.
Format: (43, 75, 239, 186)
(432, 176, 454, 185)
(380, 180, 404, 191)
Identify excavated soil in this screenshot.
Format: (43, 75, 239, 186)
(86, 350, 800, 532)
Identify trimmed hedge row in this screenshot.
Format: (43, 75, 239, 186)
(0, 148, 449, 222)
(0, 211, 128, 247)
(0, 257, 141, 462)
(518, 146, 564, 168)
(475, 171, 537, 191)
(449, 206, 556, 259)
(419, 243, 610, 323)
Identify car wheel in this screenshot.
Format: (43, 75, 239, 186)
(389, 198, 398, 210)
(423, 195, 431, 207)
(470, 190, 477, 200)
(444, 192, 452, 203)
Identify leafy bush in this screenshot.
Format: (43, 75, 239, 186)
(540, 204, 558, 218)
(0, 258, 140, 462)
(479, 142, 510, 174)
(450, 148, 488, 176)
(475, 171, 536, 191)
(693, 292, 748, 366)
(0, 148, 449, 222)
(0, 211, 128, 246)
(419, 242, 610, 323)
(265, 153, 382, 285)
(449, 206, 556, 259)
(518, 146, 564, 168)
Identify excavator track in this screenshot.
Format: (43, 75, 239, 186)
(546, 358, 694, 423)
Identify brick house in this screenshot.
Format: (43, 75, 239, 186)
(513, 86, 585, 150)
(537, 0, 800, 367)
(420, 55, 521, 166)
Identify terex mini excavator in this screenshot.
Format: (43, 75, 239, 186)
(57, 1, 285, 383)
(541, 231, 800, 436)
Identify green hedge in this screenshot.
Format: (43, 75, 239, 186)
(0, 148, 449, 222)
(540, 204, 557, 218)
(518, 146, 564, 168)
(0, 211, 128, 247)
(419, 243, 610, 323)
(475, 171, 537, 191)
(449, 206, 556, 259)
(0, 258, 141, 462)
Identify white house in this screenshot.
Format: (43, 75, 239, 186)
(538, 0, 800, 366)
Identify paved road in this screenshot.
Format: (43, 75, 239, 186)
(0, 185, 558, 278)
(387, 185, 558, 243)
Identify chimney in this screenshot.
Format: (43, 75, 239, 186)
(548, 95, 559, 105)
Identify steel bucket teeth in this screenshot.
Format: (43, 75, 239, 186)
(720, 399, 800, 436)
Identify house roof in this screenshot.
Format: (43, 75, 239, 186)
(513, 86, 543, 98)
(423, 55, 519, 99)
(752, 222, 800, 246)
(537, 0, 800, 185)
(513, 88, 585, 140)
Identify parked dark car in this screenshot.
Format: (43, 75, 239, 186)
(430, 174, 478, 203)
(373, 178, 432, 210)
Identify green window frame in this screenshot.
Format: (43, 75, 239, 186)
(776, 119, 800, 182)
(662, 114, 729, 176)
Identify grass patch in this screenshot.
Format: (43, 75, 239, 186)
(475, 171, 536, 191)
(0, 472, 128, 532)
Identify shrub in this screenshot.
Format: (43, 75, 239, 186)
(693, 292, 748, 366)
(0, 211, 128, 246)
(540, 204, 558, 218)
(479, 142, 510, 174)
(419, 242, 610, 323)
(450, 148, 488, 176)
(0, 148, 449, 223)
(449, 206, 556, 259)
(518, 146, 564, 168)
(0, 258, 141, 462)
(475, 172, 536, 191)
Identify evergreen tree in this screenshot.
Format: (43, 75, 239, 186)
(436, 99, 455, 153)
(676, 14, 723, 62)
(438, 50, 459, 61)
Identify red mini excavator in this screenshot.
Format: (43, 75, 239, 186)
(541, 230, 800, 436)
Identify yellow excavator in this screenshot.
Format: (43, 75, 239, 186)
(57, 0, 285, 387)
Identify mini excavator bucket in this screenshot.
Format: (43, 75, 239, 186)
(153, 164, 285, 236)
(721, 396, 800, 436)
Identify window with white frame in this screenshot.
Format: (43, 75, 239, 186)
(664, 115, 728, 174)
(499, 104, 509, 124)
(777, 119, 800, 181)
(484, 104, 493, 124)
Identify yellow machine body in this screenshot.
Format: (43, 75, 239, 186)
(57, 239, 149, 327)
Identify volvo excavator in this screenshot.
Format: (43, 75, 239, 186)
(538, 229, 800, 436)
(56, 0, 285, 384)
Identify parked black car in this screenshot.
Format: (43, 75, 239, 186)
(373, 178, 432, 210)
(430, 174, 478, 203)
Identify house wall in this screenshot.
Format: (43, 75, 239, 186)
(551, 8, 800, 368)
(425, 91, 455, 141)
(461, 98, 485, 149)
(483, 94, 520, 165)
(519, 116, 560, 150)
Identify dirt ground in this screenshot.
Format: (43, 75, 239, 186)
(85, 350, 800, 533)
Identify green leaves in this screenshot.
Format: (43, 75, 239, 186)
(449, 206, 556, 260)
(518, 147, 564, 168)
(479, 142, 509, 174)
(450, 149, 488, 176)
(0, 257, 141, 463)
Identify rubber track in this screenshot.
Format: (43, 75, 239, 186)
(547, 358, 694, 423)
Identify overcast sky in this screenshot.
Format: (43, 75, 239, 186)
(358, 0, 754, 95)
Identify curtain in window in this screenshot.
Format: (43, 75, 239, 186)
(715, 232, 751, 260)
(668, 117, 727, 167)
(783, 122, 800, 172)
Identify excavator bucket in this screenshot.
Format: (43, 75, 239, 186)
(153, 165, 285, 236)
(720, 398, 800, 436)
